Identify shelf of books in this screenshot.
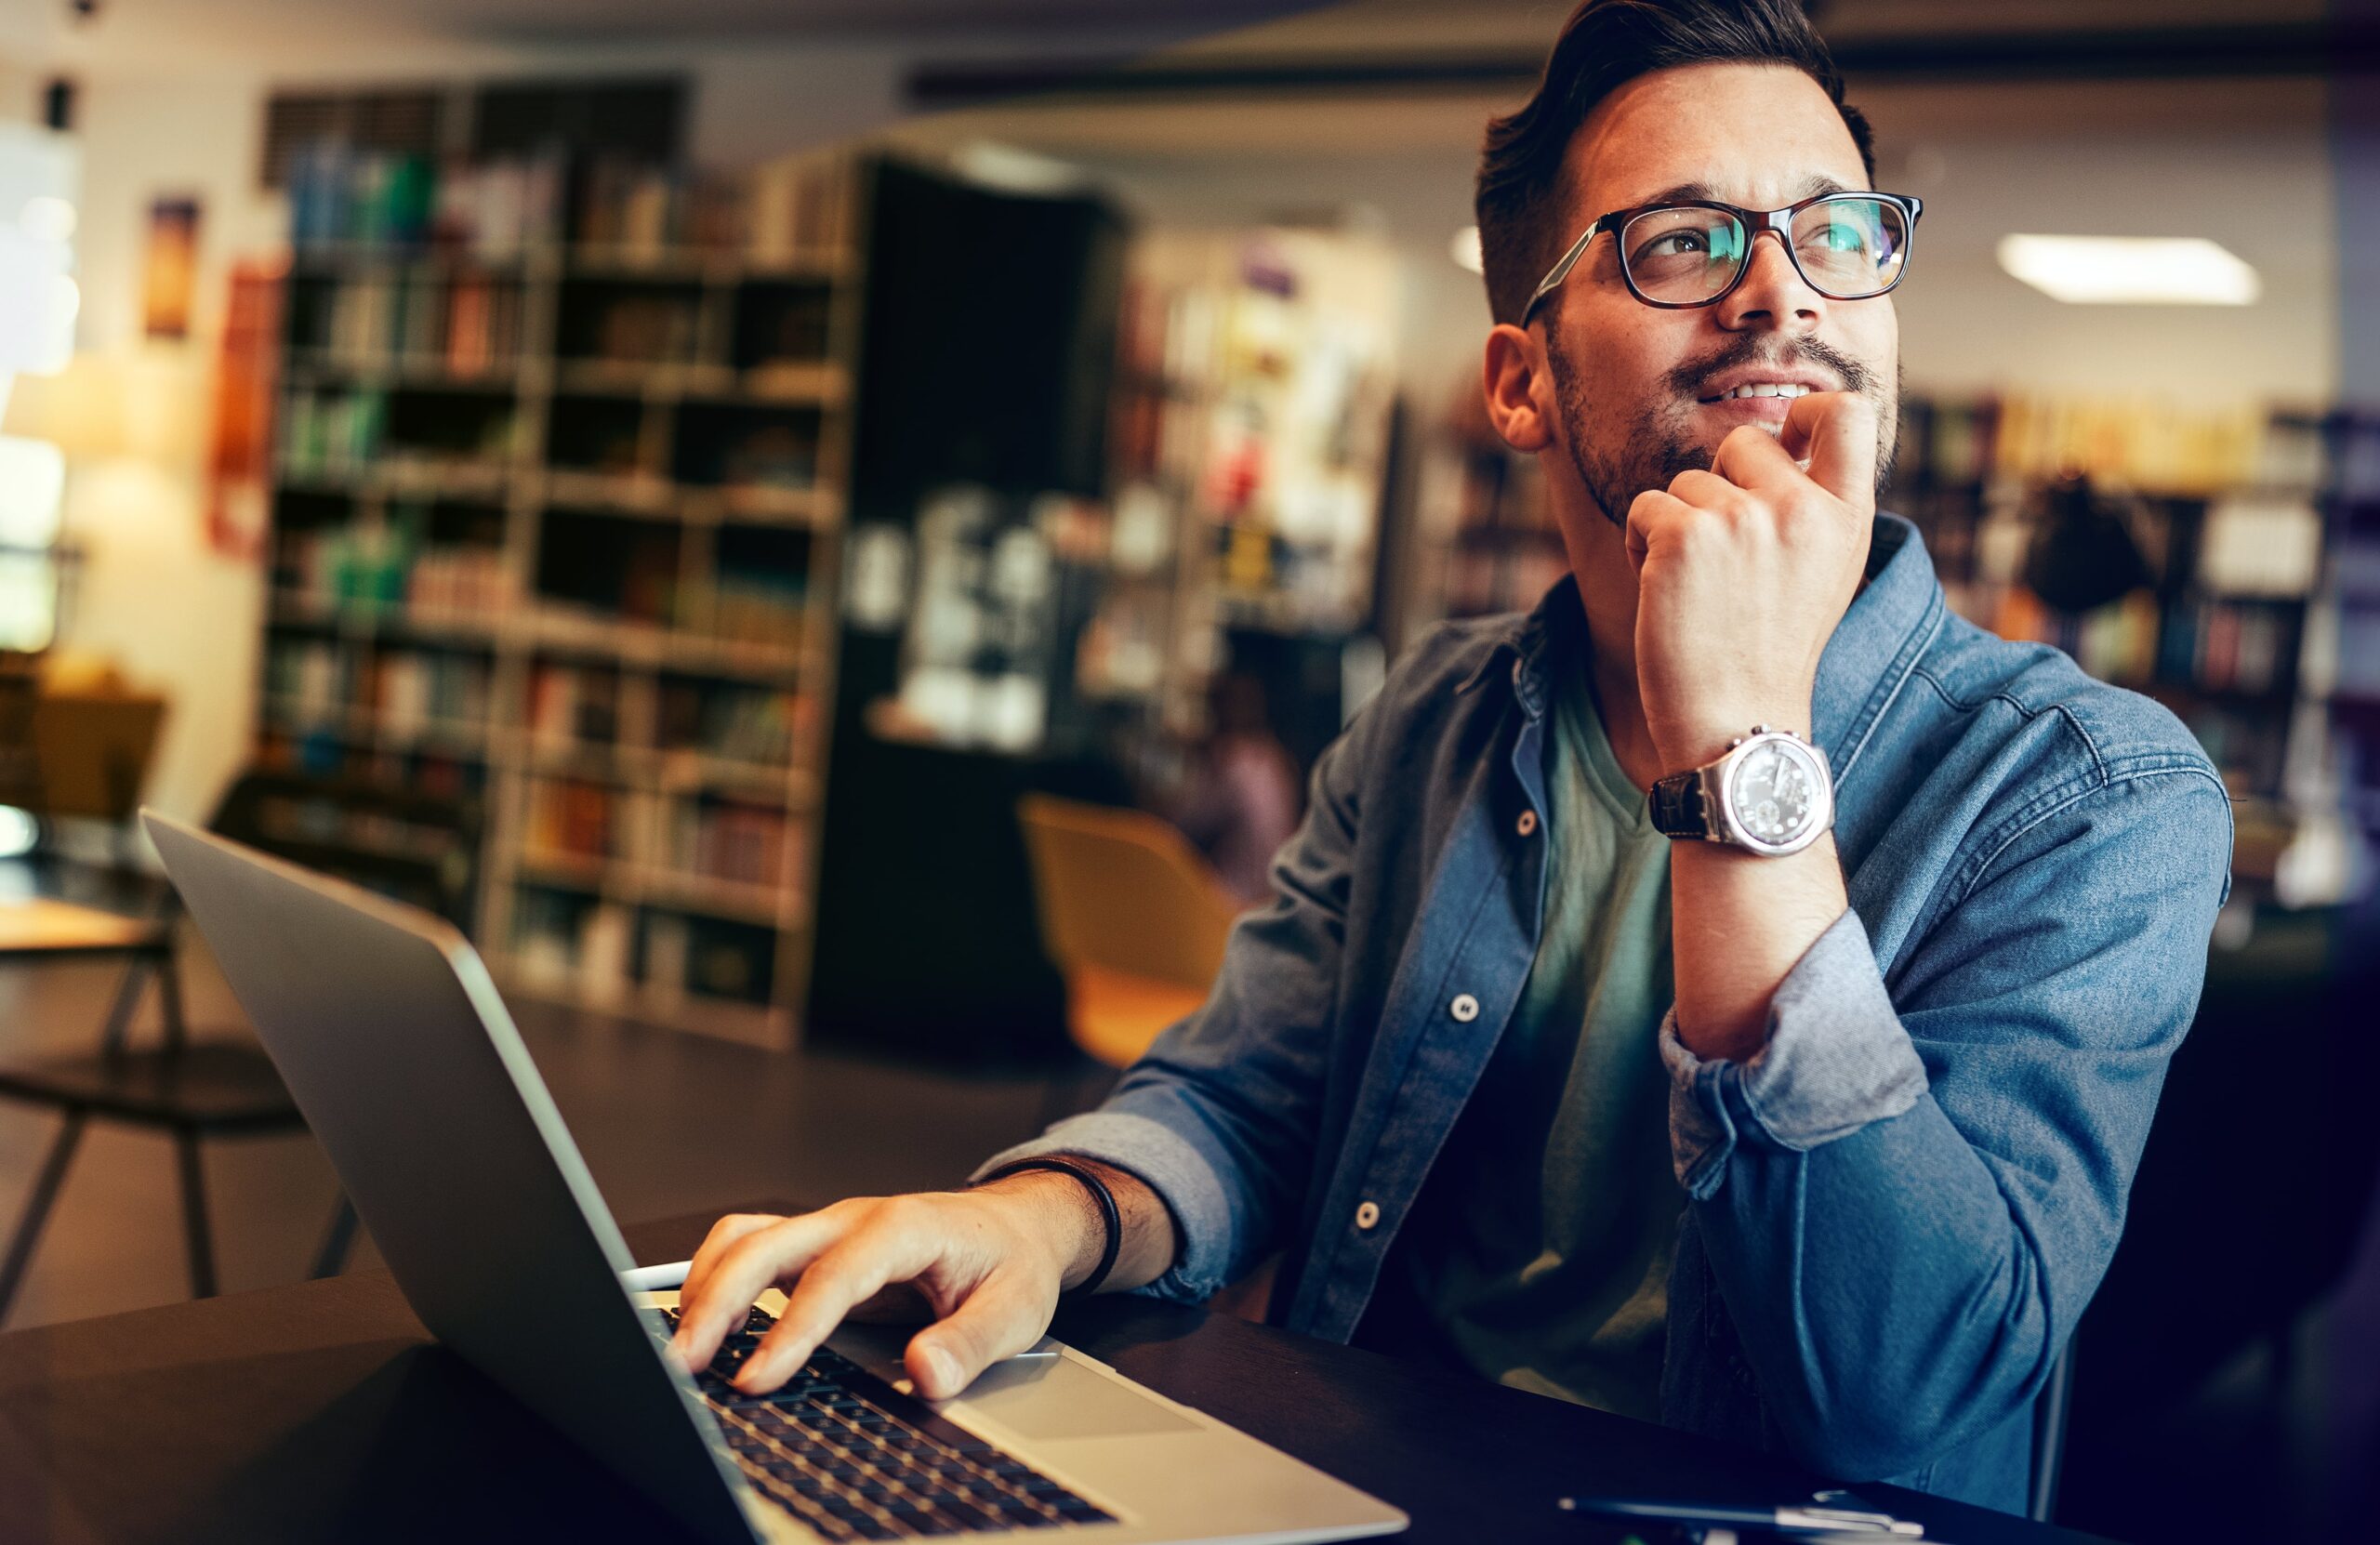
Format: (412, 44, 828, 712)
(1407, 376, 1566, 627)
(257, 145, 864, 1048)
(1091, 229, 1398, 766)
(1884, 391, 2372, 912)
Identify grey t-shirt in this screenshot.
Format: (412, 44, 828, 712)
(1391, 659, 1682, 1420)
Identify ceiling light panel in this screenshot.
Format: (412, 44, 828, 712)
(1996, 234, 2261, 306)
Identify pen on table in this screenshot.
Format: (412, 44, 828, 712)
(623, 1260, 692, 1292)
(1556, 1496, 1925, 1537)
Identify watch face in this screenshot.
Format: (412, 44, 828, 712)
(1726, 735, 1827, 852)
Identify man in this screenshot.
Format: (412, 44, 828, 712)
(672, 0, 2231, 1512)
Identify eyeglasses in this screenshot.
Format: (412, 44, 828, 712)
(1520, 190, 1923, 322)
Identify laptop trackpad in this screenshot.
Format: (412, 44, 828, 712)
(956, 1354, 1199, 1442)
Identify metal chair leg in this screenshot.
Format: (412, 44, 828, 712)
(311, 1193, 359, 1279)
(0, 1112, 89, 1326)
(97, 957, 155, 1059)
(173, 1129, 218, 1300)
(155, 945, 189, 1059)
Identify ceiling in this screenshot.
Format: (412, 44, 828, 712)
(0, 1, 1326, 76)
(1, 0, 2332, 81)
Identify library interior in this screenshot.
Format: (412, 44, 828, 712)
(0, 2, 2375, 1543)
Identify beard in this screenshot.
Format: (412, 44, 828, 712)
(1546, 325, 1899, 528)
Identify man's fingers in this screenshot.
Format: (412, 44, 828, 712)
(1664, 469, 1749, 513)
(1624, 488, 1695, 572)
(739, 1220, 940, 1393)
(673, 1211, 849, 1372)
(906, 1270, 1053, 1401)
(1778, 390, 1879, 508)
(667, 1212, 781, 1367)
(1708, 421, 1803, 493)
(681, 1213, 777, 1303)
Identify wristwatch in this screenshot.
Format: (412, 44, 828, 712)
(1648, 725, 1834, 857)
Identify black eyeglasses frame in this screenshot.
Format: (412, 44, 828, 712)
(1519, 190, 1924, 323)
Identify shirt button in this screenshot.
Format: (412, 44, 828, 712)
(1516, 810, 1538, 837)
(1449, 993, 1479, 1023)
(1355, 1201, 1381, 1231)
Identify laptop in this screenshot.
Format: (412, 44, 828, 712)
(143, 811, 1406, 1545)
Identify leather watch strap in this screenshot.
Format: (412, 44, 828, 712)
(1648, 768, 1708, 839)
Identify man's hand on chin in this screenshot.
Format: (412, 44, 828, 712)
(1623, 390, 1876, 1062)
(1623, 390, 1878, 776)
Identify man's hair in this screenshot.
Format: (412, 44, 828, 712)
(1474, 0, 1876, 326)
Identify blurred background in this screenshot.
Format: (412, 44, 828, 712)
(1, 1, 2375, 1538)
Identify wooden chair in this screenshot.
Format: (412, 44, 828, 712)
(1015, 794, 1240, 1076)
(0, 654, 41, 818)
(0, 768, 481, 1324)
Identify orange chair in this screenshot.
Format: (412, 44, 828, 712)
(1014, 794, 1240, 1072)
(1015, 794, 1282, 1321)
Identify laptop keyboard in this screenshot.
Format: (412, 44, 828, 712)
(657, 1305, 1116, 1539)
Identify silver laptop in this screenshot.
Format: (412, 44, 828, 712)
(143, 811, 1404, 1545)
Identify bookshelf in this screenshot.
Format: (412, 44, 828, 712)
(1880, 391, 2373, 908)
(1407, 382, 1567, 626)
(1093, 229, 1399, 763)
(257, 147, 865, 1048)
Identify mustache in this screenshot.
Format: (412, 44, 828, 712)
(1664, 335, 1879, 401)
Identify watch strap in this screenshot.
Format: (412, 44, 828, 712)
(1648, 767, 1712, 840)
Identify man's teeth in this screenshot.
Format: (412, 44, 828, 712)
(1716, 382, 1813, 401)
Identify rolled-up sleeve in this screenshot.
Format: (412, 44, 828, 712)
(972, 1109, 1246, 1301)
(1660, 907, 1930, 1201)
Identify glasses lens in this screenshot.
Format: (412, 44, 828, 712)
(1791, 197, 1909, 297)
(1620, 206, 1749, 304)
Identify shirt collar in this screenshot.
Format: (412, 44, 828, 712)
(1459, 514, 1943, 765)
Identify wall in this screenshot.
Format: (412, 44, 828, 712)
(4, 17, 1246, 825)
(24, 73, 275, 825)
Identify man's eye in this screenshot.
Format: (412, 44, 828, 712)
(1637, 231, 1709, 261)
(1806, 222, 1870, 254)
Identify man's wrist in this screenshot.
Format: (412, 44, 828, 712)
(1653, 720, 1807, 779)
(972, 1169, 1108, 1290)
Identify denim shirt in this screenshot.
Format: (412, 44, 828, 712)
(979, 516, 2233, 1513)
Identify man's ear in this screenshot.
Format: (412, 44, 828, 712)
(1482, 323, 1555, 454)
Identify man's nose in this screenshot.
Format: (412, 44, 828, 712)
(1714, 230, 1825, 333)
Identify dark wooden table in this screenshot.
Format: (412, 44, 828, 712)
(0, 1204, 2123, 1545)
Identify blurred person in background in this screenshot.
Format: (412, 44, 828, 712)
(670, 0, 2231, 1515)
(1170, 670, 1302, 905)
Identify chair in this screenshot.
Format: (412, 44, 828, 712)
(1015, 794, 1279, 1323)
(0, 653, 41, 817)
(0, 767, 481, 1324)
(1015, 794, 1240, 1075)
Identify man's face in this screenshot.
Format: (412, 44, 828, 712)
(1537, 61, 1900, 527)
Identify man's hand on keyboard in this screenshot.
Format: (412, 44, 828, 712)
(668, 1165, 1169, 1403)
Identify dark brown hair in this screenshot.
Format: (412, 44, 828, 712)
(1474, 0, 1876, 325)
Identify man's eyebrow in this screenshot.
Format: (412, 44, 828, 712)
(1620, 173, 1856, 210)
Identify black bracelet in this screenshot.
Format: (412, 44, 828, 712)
(974, 1157, 1123, 1297)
